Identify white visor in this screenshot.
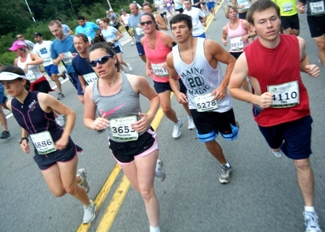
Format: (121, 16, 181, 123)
(0, 72, 26, 81)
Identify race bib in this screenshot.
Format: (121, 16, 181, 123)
(167, 2, 171, 6)
(194, 94, 218, 112)
(282, 2, 293, 11)
(310, 1, 325, 15)
(25, 70, 36, 81)
(110, 116, 138, 141)
(135, 27, 144, 36)
(267, 81, 300, 108)
(42, 56, 52, 66)
(230, 37, 244, 51)
(30, 131, 56, 155)
(242, 1, 250, 9)
(83, 72, 98, 84)
(192, 22, 198, 29)
(151, 63, 169, 77)
(63, 52, 73, 65)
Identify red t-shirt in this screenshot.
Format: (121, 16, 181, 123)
(245, 34, 310, 127)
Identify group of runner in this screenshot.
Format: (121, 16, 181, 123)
(0, 0, 325, 231)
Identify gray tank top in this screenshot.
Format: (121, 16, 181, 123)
(92, 73, 145, 142)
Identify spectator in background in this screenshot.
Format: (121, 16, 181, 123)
(120, 9, 135, 45)
(56, 18, 73, 35)
(16, 34, 35, 50)
(75, 16, 100, 42)
(0, 63, 11, 139)
(106, 9, 121, 32)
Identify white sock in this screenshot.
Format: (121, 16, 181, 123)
(223, 162, 230, 168)
(149, 225, 160, 232)
(305, 206, 315, 213)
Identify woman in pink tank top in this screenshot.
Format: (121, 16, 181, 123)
(140, 13, 196, 138)
(221, 3, 256, 92)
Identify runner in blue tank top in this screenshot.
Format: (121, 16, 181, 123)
(0, 65, 96, 224)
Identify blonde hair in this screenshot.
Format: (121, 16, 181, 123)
(224, 3, 238, 18)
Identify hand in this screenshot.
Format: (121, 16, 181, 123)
(146, 67, 152, 78)
(257, 92, 273, 108)
(241, 35, 249, 41)
(20, 140, 30, 153)
(58, 53, 65, 61)
(212, 85, 226, 100)
(23, 65, 28, 74)
(91, 113, 110, 130)
(222, 40, 227, 46)
(175, 92, 188, 104)
(305, 64, 320, 78)
(55, 134, 69, 150)
(298, 5, 305, 13)
(131, 112, 152, 132)
(202, 22, 206, 27)
(72, 53, 78, 58)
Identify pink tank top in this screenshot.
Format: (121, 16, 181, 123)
(143, 31, 172, 83)
(227, 19, 249, 53)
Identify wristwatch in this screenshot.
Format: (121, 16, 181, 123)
(19, 137, 29, 144)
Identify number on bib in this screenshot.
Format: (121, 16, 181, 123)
(230, 37, 244, 51)
(151, 63, 169, 77)
(310, 1, 325, 15)
(30, 131, 56, 155)
(83, 72, 98, 84)
(267, 81, 300, 108)
(110, 116, 138, 141)
(194, 94, 218, 112)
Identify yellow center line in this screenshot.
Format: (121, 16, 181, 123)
(77, 2, 225, 229)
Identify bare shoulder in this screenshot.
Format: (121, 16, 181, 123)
(127, 74, 148, 91)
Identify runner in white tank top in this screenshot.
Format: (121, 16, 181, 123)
(167, 14, 239, 184)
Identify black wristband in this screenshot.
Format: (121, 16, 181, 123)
(247, 35, 251, 39)
(19, 137, 29, 144)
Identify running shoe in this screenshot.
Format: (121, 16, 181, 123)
(83, 200, 96, 224)
(77, 168, 90, 193)
(188, 117, 196, 130)
(131, 42, 134, 46)
(155, 159, 166, 182)
(0, 131, 10, 139)
(61, 71, 67, 80)
(304, 211, 322, 232)
(271, 149, 282, 158)
(219, 164, 232, 184)
(57, 93, 65, 100)
(126, 63, 133, 71)
(172, 118, 183, 139)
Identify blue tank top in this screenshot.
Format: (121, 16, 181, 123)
(92, 73, 146, 142)
(11, 91, 63, 142)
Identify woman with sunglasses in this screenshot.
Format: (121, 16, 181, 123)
(143, 2, 168, 30)
(9, 40, 53, 93)
(140, 13, 195, 138)
(99, 18, 132, 72)
(0, 65, 96, 224)
(84, 42, 164, 232)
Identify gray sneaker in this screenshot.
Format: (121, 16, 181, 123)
(172, 118, 183, 139)
(219, 164, 232, 184)
(77, 168, 90, 193)
(155, 159, 166, 182)
(304, 211, 322, 232)
(57, 93, 65, 100)
(83, 200, 96, 224)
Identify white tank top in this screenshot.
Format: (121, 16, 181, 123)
(172, 38, 232, 112)
(17, 53, 43, 81)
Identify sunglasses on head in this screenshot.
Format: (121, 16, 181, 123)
(140, 20, 153, 26)
(89, 55, 113, 67)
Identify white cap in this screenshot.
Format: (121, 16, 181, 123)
(0, 72, 26, 81)
(109, 8, 113, 11)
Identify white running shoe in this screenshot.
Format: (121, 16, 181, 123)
(83, 200, 96, 224)
(172, 118, 183, 139)
(188, 117, 196, 130)
(131, 42, 134, 46)
(271, 149, 282, 158)
(126, 63, 133, 71)
(77, 168, 90, 193)
(155, 159, 166, 182)
(304, 211, 322, 232)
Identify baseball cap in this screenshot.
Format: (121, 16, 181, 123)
(109, 8, 113, 11)
(0, 72, 26, 81)
(121, 8, 125, 11)
(9, 40, 27, 51)
(34, 32, 43, 37)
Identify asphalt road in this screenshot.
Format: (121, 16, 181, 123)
(1, 3, 325, 232)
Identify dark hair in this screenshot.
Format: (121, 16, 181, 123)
(56, 18, 62, 22)
(93, 34, 106, 43)
(141, 13, 159, 30)
(1, 65, 30, 90)
(89, 42, 120, 72)
(169, 14, 192, 30)
(143, 2, 152, 8)
(246, 0, 280, 25)
(129, 3, 139, 9)
(77, 16, 87, 21)
(100, 17, 110, 24)
(75, 33, 89, 43)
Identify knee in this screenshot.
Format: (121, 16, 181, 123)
(139, 187, 155, 201)
(52, 188, 66, 198)
(315, 40, 325, 50)
(161, 105, 172, 114)
(205, 140, 216, 149)
(64, 184, 78, 195)
(294, 159, 311, 171)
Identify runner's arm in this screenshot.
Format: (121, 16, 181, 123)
(298, 37, 320, 77)
(221, 26, 228, 46)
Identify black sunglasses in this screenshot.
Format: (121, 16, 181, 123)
(140, 21, 153, 26)
(89, 55, 113, 67)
